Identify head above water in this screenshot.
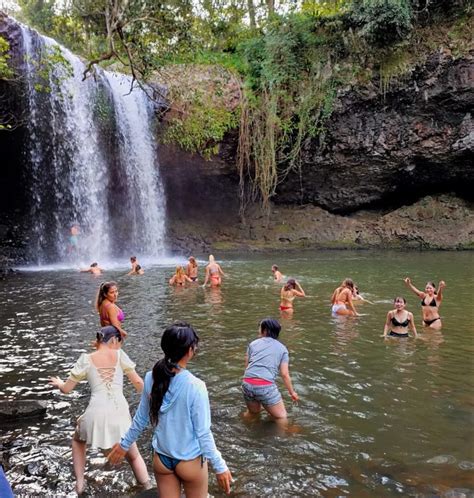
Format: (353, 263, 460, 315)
(130, 256, 137, 263)
(96, 325, 122, 344)
(425, 282, 437, 294)
(96, 281, 118, 309)
(342, 278, 354, 290)
(393, 296, 406, 306)
(260, 318, 281, 339)
(284, 278, 296, 291)
(272, 265, 279, 272)
(189, 256, 197, 267)
(135, 264, 142, 272)
(90, 262, 98, 267)
(175, 265, 185, 277)
(208, 254, 215, 264)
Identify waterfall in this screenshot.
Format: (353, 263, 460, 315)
(19, 23, 166, 265)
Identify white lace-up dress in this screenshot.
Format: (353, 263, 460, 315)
(68, 349, 136, 449)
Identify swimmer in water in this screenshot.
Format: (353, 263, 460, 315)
(272, 265, 284, 283)
(280, 279, 305, 313)
(202, 255, 225, 287)
(169, 266, 193, 286)
(80, 262, 104, 275)
(128, 264, 144, 276)
(186, 257, 199, 282)
(352, 285, 374, 305)
(404, 277, 446, 329)
(331, 278, 360, 317)
(96, 281, 127, 338)
(382, 296, 417, 339)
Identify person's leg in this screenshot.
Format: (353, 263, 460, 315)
(264, 400, 288, 419)
(72, 439, 87, 494)
(153, 453, 181, 498)
(176, 456, 208, 498)
(125, 443, 150, 486)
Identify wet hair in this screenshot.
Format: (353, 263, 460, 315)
(135, 264, 142, 272)
(175, 265, 185, 277)
(130, 256, 137, 263)
(96, 325, 122, 343)
(272, 265, 279, 271)
(95, 281, 118, 310)
(342, 278, 355, 290)
(260, 318, 281, 339)
(189, 256, 197, 268)
(393, 296, 406, 304)
(284, 278, 296, 291)
(90, 262, 98, 267)
(149, 322, 199, 426)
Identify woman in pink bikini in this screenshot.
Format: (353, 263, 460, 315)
(96, 281, 128, 338)
(202, 255, 225, 287)
(279, 279, 305, 314)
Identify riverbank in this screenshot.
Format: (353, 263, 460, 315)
(166, 194, 474, 254)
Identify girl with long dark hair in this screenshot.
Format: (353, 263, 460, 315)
(96, 281, 127, 337)
(108, 322, 232, 497)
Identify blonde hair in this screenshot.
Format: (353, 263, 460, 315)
(175, 266, 185, 277)
(208, 254, 215, 263)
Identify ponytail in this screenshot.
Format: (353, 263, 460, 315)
(149, 322, 199, 426)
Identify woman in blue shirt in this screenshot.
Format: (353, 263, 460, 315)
(108, 322, 232, 497)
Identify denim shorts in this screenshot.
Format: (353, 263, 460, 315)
(241, 381, 282, 407)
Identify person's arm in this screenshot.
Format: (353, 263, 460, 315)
(295, 281, 305, 297)
(279, 362, 298, 401)
(79, 268, 91, 273)
(244, 352, 249, 369)
(408, 312, 418, 337)
(404, 277, 424, 298)
(49, 377, 77, 394)
(436, 280, 446, 304)
(346, 291, 360, 316)
(381, 311, 392, 337)
(126, 370, 144, 393)
(202, 267, 210, 287)
(191, 382, 232, 494)
(169, 276, 176, 285)
(108, 373, 152, 464)
(217, 264, 226, 277)
(107, 306, 128, 338)
(185, 275, 193, 282)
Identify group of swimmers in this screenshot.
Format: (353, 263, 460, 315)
(52, 256, 447, 496)
(80, 256, 145, 276)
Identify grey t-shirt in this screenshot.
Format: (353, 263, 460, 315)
(244, 337, 289, 382)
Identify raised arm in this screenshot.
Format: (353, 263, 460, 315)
(294, 281, 306, 297)
(404, 277, 424, 298)
(279, 362, 298, 402)
(436, 280, 446, 304)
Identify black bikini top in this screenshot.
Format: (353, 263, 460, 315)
(421, 297, 437, 307)
(391, 314, 410, 327)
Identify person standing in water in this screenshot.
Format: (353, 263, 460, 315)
(128, 264, 144, 275)
(331, 278, 360, 317)
(186, 257, 199, 282)
(272, 265, 284, 283)
(242, 318, 299, 422)
(107, 322, 233, 497)
(382, 297, 418, 339)
(203, 255, 225, 287)
(280, 279, 305, 313)
(169, 266, 193, 286)
(68, 224, 80, 254)
(404, 277, 446, 329)
(96, 282, 128, 338)
(49, 326, 149, 494)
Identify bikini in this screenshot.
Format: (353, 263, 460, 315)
(100, 303, 125, 323)
(421, 297, 440, 325)
(156, 452, 205, 471)
(389, 313, 410, 337)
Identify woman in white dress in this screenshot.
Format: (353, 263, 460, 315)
(49, 326, 149, 494)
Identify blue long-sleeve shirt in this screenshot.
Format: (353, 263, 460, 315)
(120, 369, 228, 474)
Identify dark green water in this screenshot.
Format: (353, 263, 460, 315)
(1, 251, 473, 497)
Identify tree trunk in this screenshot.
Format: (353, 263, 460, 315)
(247, 0, 256, 29)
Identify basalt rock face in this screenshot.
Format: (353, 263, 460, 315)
(275, 50, 474, 213)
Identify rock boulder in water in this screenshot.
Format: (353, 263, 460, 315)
(0, 400, 47, 422)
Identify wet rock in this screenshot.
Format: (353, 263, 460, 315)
(0, 400, 47, 422)
(25, 461, 48, 477)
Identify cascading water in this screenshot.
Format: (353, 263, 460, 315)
(19, 23, 166, 265)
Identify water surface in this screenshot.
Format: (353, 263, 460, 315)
(1, 251, 473, 496)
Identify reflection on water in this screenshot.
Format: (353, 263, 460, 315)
(1, 251, 473, 496)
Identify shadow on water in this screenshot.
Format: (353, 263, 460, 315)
(1, 251, 473, 496)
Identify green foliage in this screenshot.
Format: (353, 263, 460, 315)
(349, 0, 413, 46)
(0, 36, 14, 81)
(17, 0, 56, 33)
(26, 44, 73, 93)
